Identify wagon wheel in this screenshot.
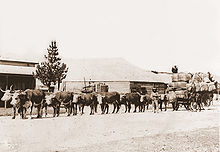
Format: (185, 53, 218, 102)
(208, 100, 212, 106)
(190, 100, 197, 111)
(183, 103, 189, 110)
(183, 100, 190, 110)
(207, 98, 212, 107)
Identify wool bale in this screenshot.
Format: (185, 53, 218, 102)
(203, 77, 210, 83)
(192, 72, 210, 83)
(178, 73, 192, 82)
(168, 82, 187, 89)
(168, 87, 175, 91)
(172, 73, 192, 82)
(171, 74, 179, 82)
(186, 83, 192, 91)
(195, 83, 201, 92)
(208, 82, 216, 91)
(175, 88, 187, 91)
(192, 73, 203, 83)
(200, 82, 209, 91)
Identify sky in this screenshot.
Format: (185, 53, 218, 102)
(0, 0, 219, 75)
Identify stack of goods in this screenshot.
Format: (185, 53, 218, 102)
(168, 72, 192, 99)
(191, 72, 206, 83)
(200, 82, 209, 92)
(208, 82, 216, 92)
(168, 82, 187, 90)
(168, 72, 217, 101)
(190, 72, 216, 92)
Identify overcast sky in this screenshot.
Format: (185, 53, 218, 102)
(0, 0, 219, 75)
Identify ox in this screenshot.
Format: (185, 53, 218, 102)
(73, 93, 98, 115)
(25, 89, 46, 118)
(1, 90, 32, 119)
(139, 94, 152, 112)
(45, 91, 74, 117)
(97, 92, 120, 114)
(1, 90, 12, 105)
(11, 91, 32, 119)
(120, 93, 140, 113)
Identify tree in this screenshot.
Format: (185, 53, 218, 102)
(34, 41, 68, 91)
(171, 65, 178, 73)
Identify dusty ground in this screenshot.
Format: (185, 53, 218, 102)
(0, 101, 219, 152)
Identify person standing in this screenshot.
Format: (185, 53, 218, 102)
(151, 88, 159, 113)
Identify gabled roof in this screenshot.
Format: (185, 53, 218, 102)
(64, 58, 170, 83)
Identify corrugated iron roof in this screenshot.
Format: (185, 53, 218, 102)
(0, 64, 35, 75)
(0, 57, 38, 64)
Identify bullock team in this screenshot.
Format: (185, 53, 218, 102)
(0, 85, 216, 119)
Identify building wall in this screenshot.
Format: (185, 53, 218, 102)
(104, 81, 130, 93)
(130, 81, 167, 94)
(62, 80, 167, 94)
(62, 81, 131, 93)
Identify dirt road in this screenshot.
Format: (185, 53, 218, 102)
(0, 102, 219, 152)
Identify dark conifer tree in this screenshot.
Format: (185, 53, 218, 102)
(34, 41, 68, 91)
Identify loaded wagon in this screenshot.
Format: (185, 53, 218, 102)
(168, 72, 192, 111)
(168, 72, 218, 111)
(189, 73, 217, 110)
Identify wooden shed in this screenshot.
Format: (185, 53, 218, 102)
(61, 58, 171, 94)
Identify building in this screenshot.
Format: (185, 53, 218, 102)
(0, 58, 38, 90)
(62, 58, 172, 94)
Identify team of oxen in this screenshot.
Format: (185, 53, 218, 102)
(0, 87, 215, 119)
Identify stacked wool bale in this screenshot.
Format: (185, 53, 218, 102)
(169, 72, 192, 99)
(191, 72, 216, 92)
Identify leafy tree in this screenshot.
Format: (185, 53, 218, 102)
(34, 41, 68, 91)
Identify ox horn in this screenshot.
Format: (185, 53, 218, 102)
(0, 88, 6, 93)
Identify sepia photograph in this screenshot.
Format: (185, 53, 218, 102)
(0, 0, 219, 151)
